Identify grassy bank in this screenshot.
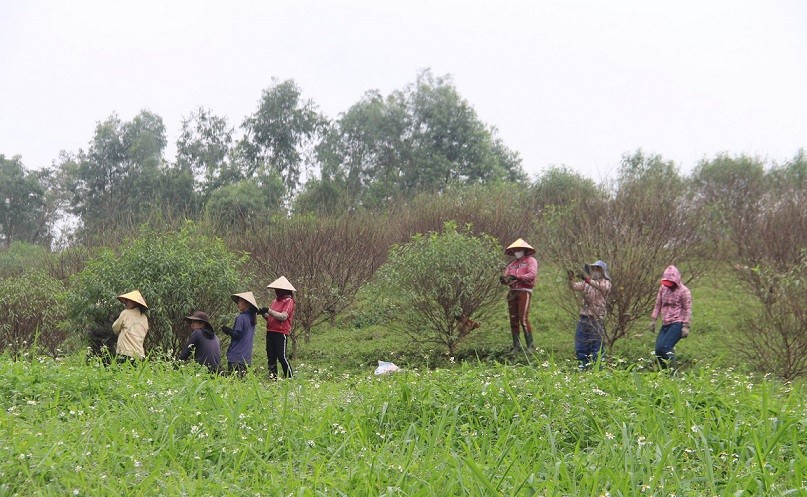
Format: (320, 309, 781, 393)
(2, 355, 805, 496)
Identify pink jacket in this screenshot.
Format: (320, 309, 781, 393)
(504, 255, 539, 292)
(651, 265, 692, 325)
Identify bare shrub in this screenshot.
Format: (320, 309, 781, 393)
(239, 213, 393, 355)
(544, 151, 712, 347)
(728, 153, 807, 378)
(735, 255, 807, 380)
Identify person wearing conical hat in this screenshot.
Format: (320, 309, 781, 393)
(568, 260, 612, 371)
(256, 276, 296, 379)
(501, 239, 539, 352)
(111, 290, 149, 362)
(221, 291, 258, 377)
(177, 311, 221, 374)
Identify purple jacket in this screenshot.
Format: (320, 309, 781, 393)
(178, 327, 221, 372)
(651, 265, 692, 325)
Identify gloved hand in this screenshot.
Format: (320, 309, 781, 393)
(566, 269, 575, 280)
(256, 307, 269, 316)
(648, 320, 657, 333)
(508, 275, 518, 282)
(221, 325, 233, 335)
(499, 275, 509, 285)
(681, 325, 690, 338)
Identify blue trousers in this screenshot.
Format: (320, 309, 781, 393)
(655, 322, 683, 368)
(575, 315, 605, 369)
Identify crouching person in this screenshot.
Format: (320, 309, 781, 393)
(568, 261, 611, 371)
(112, 290, 149, 365)
(178, 311, 221, 374)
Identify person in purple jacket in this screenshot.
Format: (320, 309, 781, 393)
(177, 311, 221, 373)
(221, 292, 258, 377)
(649, 265, 692, 370)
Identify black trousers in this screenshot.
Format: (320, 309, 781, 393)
(266, 332, 293, 378)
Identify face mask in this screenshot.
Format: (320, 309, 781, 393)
(513, 250, 525, 259)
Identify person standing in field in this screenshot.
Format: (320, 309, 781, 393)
(257, 276, 296, 379)
(568, 260, 612, 371)
(501, 238, 539, 352)
(177, 311, 221, 373)
(649, 265, 692, 370)
(221, 292, 258, 377)
(112, 290, 149, 364)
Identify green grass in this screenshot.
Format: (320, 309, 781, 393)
(3, 266, 802, 496)
(2, 356, 805, 496)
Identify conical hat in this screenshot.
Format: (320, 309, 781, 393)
(266, 276, 296, 292)
(117, 290, 148, 309)
(505, 238, 535, 256)
(231, 291, 259, 310)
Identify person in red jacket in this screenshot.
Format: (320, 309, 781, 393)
(501, 238, 539, 352)
(257, 276, 296, 379)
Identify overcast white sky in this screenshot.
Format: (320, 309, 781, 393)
(1, 0, 805, 181)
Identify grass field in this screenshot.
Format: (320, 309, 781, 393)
(3, 268, 805, 496)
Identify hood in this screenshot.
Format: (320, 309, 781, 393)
(661, 265, 683, 287)
(586, 260, 610, 280)
(201, 326, 216, 339)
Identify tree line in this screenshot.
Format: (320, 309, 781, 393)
(1, 69, 806, 378)
(0, 69, 524, 247)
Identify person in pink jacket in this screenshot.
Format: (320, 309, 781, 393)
(501, 238, 539, 352)
(649, 265, 692, 370)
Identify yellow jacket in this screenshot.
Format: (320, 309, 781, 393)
(112, 308, 149, 359)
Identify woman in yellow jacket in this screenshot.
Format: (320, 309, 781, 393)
(112, 290, 149, 363)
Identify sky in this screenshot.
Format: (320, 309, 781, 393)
(1, 0, 806, 182)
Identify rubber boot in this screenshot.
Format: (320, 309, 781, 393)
(511, 334, 522, 353)
(525, 332, 534, 351)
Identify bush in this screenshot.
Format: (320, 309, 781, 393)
(66, 222, 244, 354)
(367, 222, 504, 356)
(736, 253, 807, 380)
(0, 269, 68, 358)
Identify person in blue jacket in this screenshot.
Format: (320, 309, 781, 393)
(221, 291, 258, 377)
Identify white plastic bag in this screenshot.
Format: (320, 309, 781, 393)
(374, 360, 400, 375)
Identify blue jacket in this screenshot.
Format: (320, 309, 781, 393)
(226, 311, 255, 365)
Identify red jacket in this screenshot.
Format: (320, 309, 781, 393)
(265, 295, 295, 335)
(504, 255, 539, 292)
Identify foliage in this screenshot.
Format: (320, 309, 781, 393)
(529, 165, 605, 213)
(234, 213, 393, 355)
(175, 107, 235, 196)
(239, 79, 327, 196)
(0, 154, 48, 247)
(389, 183, 537, 249)
(66, 223, 244, 354)
(368, 222, 504, 356)
(1, 358, 806, 495)
(0, 269, 68, 358)
(313, 69, 525, 211)
(0, 241, 50, 279)
(203, 176, 285, 231)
